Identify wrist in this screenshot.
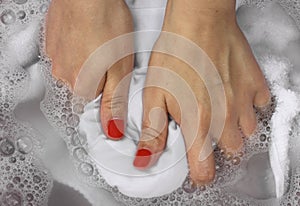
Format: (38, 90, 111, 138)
(50, 0, 126, 12)
(49, 0, 129, 23)
(163, 0, 237, 32)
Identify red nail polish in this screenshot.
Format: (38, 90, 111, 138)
(108, 119, 124, 140)
(133, 149, 152, 169)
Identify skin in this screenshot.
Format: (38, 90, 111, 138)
(46, 0, 270, 186)
(45, 0, 134, 139)
(137, 0, 270, 185)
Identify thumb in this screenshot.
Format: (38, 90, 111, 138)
(133, 87, 168, 169)
(100, 55, 133, 140)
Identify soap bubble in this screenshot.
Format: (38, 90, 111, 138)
(65, 127, 75, 136)
(33, 175, 41, 183)
(73, 147, 88, 162)
(232, 157, 241, 165)
(79, 162, 94, 176)
(26, 193, 34, 202)
(2, 191, 22, 206)
(9, 157, 16, 163)
(1, 10, 16, 25)
(16, 136, 33, 154)
(55, 79, 64, 88)
(67, 113, 80, 127)
(16, 11, 26, 20)
(259, 134, 267, 142)
(39, 4, 48, 14)
(73, 103, 84, 114)
(0, 138, 15, 156)
(182, 178, 197, 194)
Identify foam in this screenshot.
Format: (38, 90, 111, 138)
(0, 57, 53, 205)
(0, 0, 53, 205)
(237, 2, 300, 198)
(38, 2, 298, 205)
(237, 2, 300, 52)
(1, 0, 300, 205)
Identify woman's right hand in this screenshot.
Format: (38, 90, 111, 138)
(134, 0, 270, 185)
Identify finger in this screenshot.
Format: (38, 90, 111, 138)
(183, 110, 216, 185)
(254, 85, 271, 107)
(100, 55, 133, 140)
(218, 111, 243, 154)
(249, 59, 271, 108)
(189, 147, 216, 185)
(188, 136, 216, 185)
(133, 87, 168, 169)
(238, 103, 257, 137)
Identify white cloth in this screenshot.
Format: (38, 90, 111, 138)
(81, 96, 188, 198)
(79, 2, 187, 198)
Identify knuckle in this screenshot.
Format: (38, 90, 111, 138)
(101, 94, 127, 118)
(102, 94, 127, 110)
(141, 125, 162, 140)
(191, 171, 215, 184)
(139, 127, 167, 151)
(188, 154, 216, 184)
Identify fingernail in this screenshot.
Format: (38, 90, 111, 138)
(133, 148, 152, 169)
(108, 119, 124, 140)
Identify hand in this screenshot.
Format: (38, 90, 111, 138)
(45, 0, 134, 140)
(134, 0, 270, 185)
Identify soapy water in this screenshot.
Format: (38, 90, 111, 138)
(39, 1, 300, 205)
(0, 1, 53, 205)
(0, 57, 53, 205)
(1, 0, 300, 205)
(38, 60, 284, 205)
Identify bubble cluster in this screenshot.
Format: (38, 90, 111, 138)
(16, 136, 33, 154)
(0, 113, 52, 206)
(0, 0, 49, 44)
(36, 0, 300, 204)
(0, 138, 15, 156)
(0, 72, 53, 205)
(0, 1, 53, 205)
(278, 0, 300, 31)
(1, 9, 16, 25)
(39, 59, 98, 186)
(0, 153, 52, 205)
(38, 35, 298, 206)
(239, 0, 300, 32)
(106, 99, 281, 206)
(1, 0, 300, 205)
(13, 0, 28, 4)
